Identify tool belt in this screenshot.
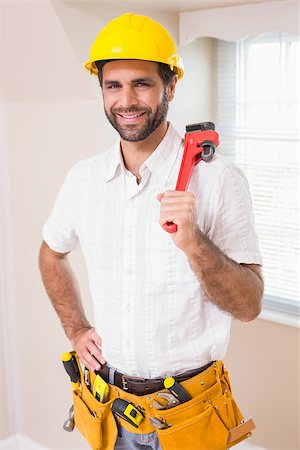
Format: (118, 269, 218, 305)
(96, 361, 213, 396)
(69, 353, 255, 450)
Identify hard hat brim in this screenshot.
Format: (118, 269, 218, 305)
(84, 58, 184, 80)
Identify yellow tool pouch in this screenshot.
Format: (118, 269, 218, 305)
(69, 355, 255, 450)
(70, 353, 119, 450)
(150, 361, 255, 450)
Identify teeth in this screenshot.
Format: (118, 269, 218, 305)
(121, 113, 143, 119)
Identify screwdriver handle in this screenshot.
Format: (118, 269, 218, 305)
(164, 377, 191, 403)
(62, 352, 80, 390)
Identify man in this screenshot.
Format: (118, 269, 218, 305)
(39, 13, 263, 450)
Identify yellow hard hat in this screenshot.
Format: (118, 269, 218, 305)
(84, 13, 184, 79)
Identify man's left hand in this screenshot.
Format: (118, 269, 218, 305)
(157, 190, 197, 252)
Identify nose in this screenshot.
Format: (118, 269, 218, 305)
(118, 85, 138, 109)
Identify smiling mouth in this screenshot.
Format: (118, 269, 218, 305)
(117, 112, 146, 119)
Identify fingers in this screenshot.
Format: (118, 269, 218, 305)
(157, 190, 195, 228)
(71, 327, 106, 372)
(157, 191, 194, 202)
(91, 330, 102, 346)
(157, 190, 198, 251)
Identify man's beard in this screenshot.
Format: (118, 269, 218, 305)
(104, 90, 169, 142)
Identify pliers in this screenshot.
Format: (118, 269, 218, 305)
(149, 417, 170, 429)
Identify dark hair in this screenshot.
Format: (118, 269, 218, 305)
(94, 60, 176, 88)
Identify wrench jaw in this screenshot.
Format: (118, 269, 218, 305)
(200, 143, 216, 162)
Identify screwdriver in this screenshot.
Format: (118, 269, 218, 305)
(164, 377, 191, 403)
(62, 352, 80, 390)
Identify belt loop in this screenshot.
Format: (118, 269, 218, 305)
(216, 360, 225, 381)
(121, 375, 129, 391)
(108, 366, 116, 385)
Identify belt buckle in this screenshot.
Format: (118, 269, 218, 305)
(121, 375, 146, 392)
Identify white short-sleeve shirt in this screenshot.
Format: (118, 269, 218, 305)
(43, 123, 262, 378)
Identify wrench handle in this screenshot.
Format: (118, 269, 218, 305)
(163, 222, 178, 233)
(162, 123, 220, 234)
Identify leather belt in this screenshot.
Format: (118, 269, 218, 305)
(95, 361, 213, 396)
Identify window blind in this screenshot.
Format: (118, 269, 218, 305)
(215, 34, 299, 326)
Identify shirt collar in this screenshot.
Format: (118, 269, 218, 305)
(104, 142, 124, 183)
(104, 123, 183, 184)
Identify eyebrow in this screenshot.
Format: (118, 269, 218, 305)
(131, 77, 154, 84)
(103, 77, 155, 86)
(103, 80, 121, 86)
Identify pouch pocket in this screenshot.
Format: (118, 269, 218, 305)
(156, 404, 229, 450)
(212, 393, 238, 431)
(153, 376, 245, 450)
(153, 379, 222, 425)
(73, 390, 102, 450)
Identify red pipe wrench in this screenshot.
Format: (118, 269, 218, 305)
(163, 122, 220, 233)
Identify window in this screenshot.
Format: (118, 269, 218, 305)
(215, 34, 299, 326)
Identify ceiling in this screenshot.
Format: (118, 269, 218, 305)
(58, 0, 283, 13)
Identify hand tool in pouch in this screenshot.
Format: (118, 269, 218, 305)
(153, 392, 181, 410)
(163, 122, 220, 233)
(84, 367, 91, 391)
(149, 417, 170, 429)
(61, 352, 80, 433)
(61, 352, 80, 390)
(93, 374, 109, 402)
(164, 377, 192, 403)
(63, 405, 75, 432)
(111, 398, 144, 428)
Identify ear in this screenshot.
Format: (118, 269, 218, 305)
(167, 75, 178, 102)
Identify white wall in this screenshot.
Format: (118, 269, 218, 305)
(225, 319, 299, 450)
(169, 37, 215, 133)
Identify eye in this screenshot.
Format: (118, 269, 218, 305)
(106, 83, 121, 90)
(134, 81, 151, 88)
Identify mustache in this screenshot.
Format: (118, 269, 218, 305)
(111, 106, 150, 115)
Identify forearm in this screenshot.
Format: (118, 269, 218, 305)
(39, 242, 91, 340)
(185, 229, 264, 321)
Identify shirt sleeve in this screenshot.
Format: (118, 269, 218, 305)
(42, 170, 79, 253)
(207, 164, 262, 265)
